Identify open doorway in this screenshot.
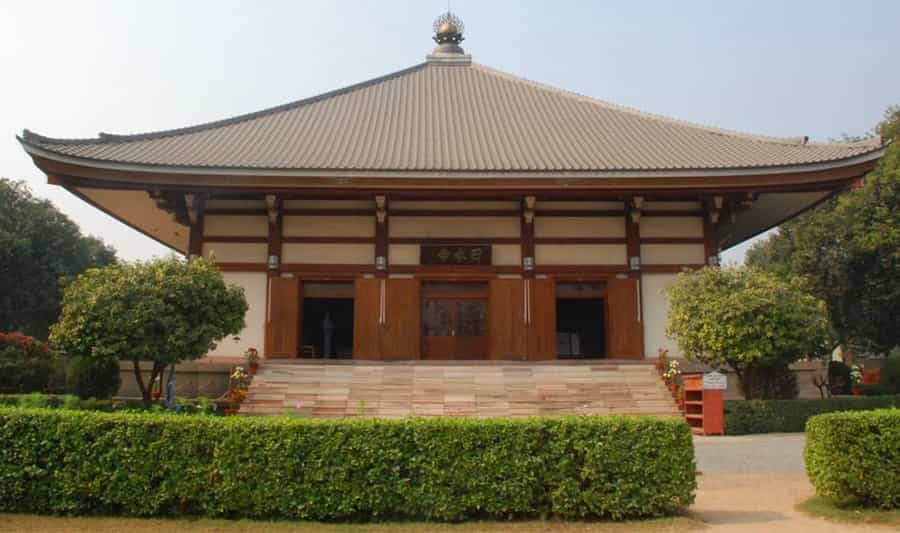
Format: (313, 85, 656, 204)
(301, 283, 354, 359)
(555, 282, 607, 359)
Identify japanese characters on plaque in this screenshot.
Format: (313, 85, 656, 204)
(421, 244, 492, 266)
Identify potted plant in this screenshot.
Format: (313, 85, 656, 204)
(850, 364, 863, 395)
(245, 347, 260, 375)
(663, 360, 681, 396)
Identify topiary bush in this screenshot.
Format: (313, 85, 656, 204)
(0, 409, 696, 521)
(724, 396, 900, 434)
(65, 355, 121, 399)
(805, 409, 900, 508)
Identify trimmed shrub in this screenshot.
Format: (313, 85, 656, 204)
(805, 409, 900, 508)
(65, 355, 121, 399)
(724, 395, 900, 434)
(0, 408, 696, 521)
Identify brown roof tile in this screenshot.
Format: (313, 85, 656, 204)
(20, 59, 884, 173)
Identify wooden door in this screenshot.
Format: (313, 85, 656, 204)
(607, 276, 644, 359)
(266, 276, 300, 358)
(527, 279, 557, 360)
(488, 279, 526, 359)
(352, 278, 380, 359)
(421, 283, 488, 360)
(380, 279, 421, 360)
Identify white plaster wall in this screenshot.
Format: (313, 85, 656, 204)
(535, 244, 626, 265)
(283, 216, 374, 237)
(389, 244, 420, 265)
(284, 199, 373, 209)
(204, 215, 269, 237)
(282, 243, 374, 264)
(205, 199, 266, 209)
(644, 201, 702, 211)
(536, 201, 623, 210)
(492, 244, 522, 266)
(639, 217, 703, 238)
(641, 244, 705, 265)
(534, 217, 625, 238)
(641, 273, 680, 358)
(390, 217, 520, 238)
(202, 243, 268, 263)
(208, 272, 267, 357)
(390, 200, 519, 211)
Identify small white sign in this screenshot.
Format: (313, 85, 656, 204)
(703, 371, 727, 390)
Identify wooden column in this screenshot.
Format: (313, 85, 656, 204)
(704, 195, 724, 267)
(625, 195, 642, 275)
(185, 193, 205, 258)
(265, 194, 282, 274)
(521, 196, 536, 277)
(375, 195, 388, 278)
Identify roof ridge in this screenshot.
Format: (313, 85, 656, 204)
(469, 63, 879, 151)
(22, 62, 431, 146)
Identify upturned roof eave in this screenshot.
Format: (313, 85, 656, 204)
(20, 136, 886, 183)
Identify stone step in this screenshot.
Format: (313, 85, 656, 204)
(240, 361, 680, 418)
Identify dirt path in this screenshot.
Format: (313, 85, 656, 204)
(691, 434, 895, 532)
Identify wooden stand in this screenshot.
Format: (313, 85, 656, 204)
(682, 374, 724, 435)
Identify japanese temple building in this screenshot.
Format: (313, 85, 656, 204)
(19, 14, 886, 363)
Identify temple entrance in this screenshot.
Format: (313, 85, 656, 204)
(422, 282, 488, 359)
(555, 282, 607, 359)
(301, 283, 354, 359)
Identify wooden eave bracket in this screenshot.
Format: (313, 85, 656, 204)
(523, 195, 536, 224)
(375, 194, 387, 224)
(629, 195, 644, 224)
(184, 193, 207, 224)
(265, 194, 281, 223)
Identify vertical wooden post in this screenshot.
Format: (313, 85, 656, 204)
(521, 196, 535, 278)
(375, 195, 388, 278)
(186, 193, 205, 258)
(703, 218, 719, 267)
(266, 194, 282, 274)
(625, 195, 641, 276)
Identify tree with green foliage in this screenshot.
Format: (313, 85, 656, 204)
(746, 105, 900, 354)
(666, 267, 831, 399)
(50, 257, 247, 406)
(0, 179, 116, 340)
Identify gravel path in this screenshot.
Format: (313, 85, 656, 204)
(691, 433, 894, 532)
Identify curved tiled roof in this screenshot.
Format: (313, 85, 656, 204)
(21, 59, 884, 173)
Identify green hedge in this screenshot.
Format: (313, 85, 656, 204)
(0, 408, 695, 521)
(805, 409, 900, 508)
(724, 395, 900, 434)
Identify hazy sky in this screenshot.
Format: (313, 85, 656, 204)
(2, 1, 898, 262)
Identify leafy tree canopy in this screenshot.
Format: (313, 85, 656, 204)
(0, 179, 116, 339)
(746, 105, 900, 354)
(666, 267, 830, 399)
(50, 256, 247, 406)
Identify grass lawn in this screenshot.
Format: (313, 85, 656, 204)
(0, 513, 704, 532)
(796, 496, 900, 527)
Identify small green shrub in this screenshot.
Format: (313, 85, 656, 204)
(725, 395, 900, 434)
(66, 355, 121, 399)
(16, 392, 51, 409)
(0, 409, 696, 521)
(805, 409, 900, 508)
